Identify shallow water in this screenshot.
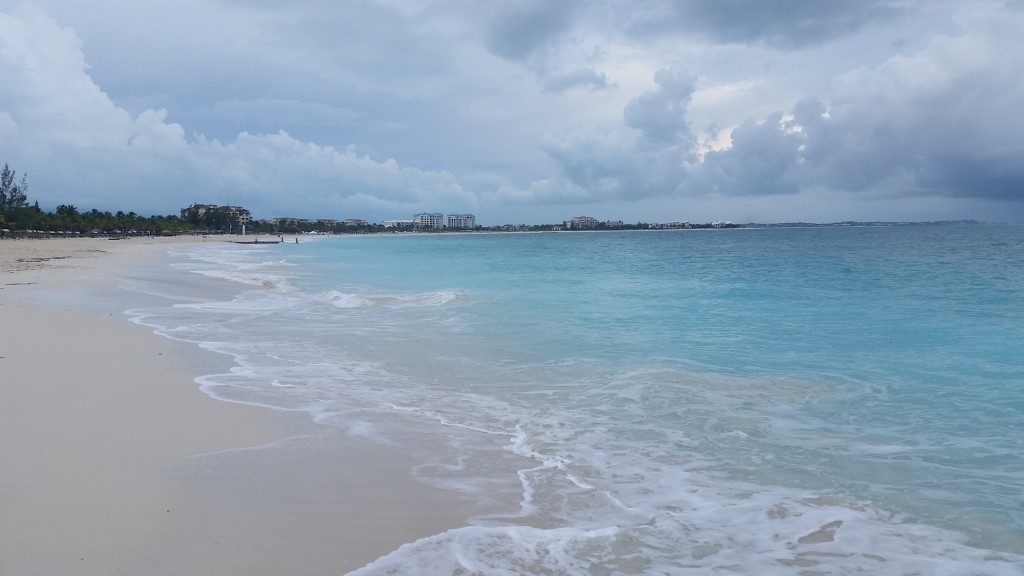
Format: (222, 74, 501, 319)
(127, 225, 1024, 574)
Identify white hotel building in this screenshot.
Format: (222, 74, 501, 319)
(413, 212, 444, 229)
(413, 212, 476, 230)
(446, 214, 476, 229)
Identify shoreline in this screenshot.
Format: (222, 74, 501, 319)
(0, 237, 473, 575)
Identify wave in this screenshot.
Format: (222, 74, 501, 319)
(323, 289, 464, 309)
(129, 234, 1024, 575)
(352, 484, 1024, 576)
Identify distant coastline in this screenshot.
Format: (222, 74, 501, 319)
(1, 218, 992, 241)
(741, 219, 985, 228)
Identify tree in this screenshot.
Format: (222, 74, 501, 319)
(55, 204, 82, 232)
(0, 163, 29, 216)
(0, 164, 12, 212)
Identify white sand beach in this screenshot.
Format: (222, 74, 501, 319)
(0, 237, 470, 575)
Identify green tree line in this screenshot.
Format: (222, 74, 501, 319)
(0, 163, 192, 235)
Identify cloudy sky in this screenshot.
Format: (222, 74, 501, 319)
(1, 0, 1022, 224)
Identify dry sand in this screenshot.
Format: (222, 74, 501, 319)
(0, 237, 471, 575)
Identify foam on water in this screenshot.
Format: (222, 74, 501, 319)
(125, 227, 1024, 574)
(323, 288, 464, 309)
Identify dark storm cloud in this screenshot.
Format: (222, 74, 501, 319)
(623, 65, 696, 149)
(542, 3, 1024, 217)
(919, 156, 1024, 201)
(688, 113, 803, 196)
(485, 1, 576, 61)
(629, 0, 907, 48)
(686, 18, 1024, 204)
(541, 65, 696, 200)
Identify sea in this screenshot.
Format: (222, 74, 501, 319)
(126, 224, 1024, 575)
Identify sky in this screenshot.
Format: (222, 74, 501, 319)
(1, 0, 1023, 225)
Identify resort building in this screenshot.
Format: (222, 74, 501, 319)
(650, 221, 691, 229)
(567, 215, 599, 229)
(228, 206, 252, 224)
(446, 214, 476, 229)
(271, 217, 312, 227)
(413, 212, 444, 230)
(181, 203, 252, 225)
(183, 203, 218, 217)
(383, 219, 413, 228)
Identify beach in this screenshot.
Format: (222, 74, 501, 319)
(0, 237, 471, 575)
(4, 229, 1022, 575)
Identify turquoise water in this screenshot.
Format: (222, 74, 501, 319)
(129, 224, 1024, 574)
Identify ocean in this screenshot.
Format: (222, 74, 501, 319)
(127, 224, 1024, 575)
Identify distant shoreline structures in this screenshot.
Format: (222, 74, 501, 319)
(0, 171, 989, 241)
(178, 204, 749, 235)
(168, 203, 985, 237)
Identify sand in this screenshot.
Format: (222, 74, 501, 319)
(0, 237, 471, 575)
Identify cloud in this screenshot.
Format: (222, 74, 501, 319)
(0, 5, 132, 148)
(623, 64, 696, 149)
(193, 131, 473, 209)
(687, 112, 803, 196)
(484, 1, 576, 62)
(542, 68, 611, 93)
(538, 63, 697, 202)
(480, 1, 617, 95)
(707, 6, 1024, 203)
(2, 1, 1023, 225)
(0, 7, 480, 218)
(627, 0, 908, 48)
(535, 3, 1024, 220)
(190, 99, 362, 143)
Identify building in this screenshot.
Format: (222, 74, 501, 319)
(225, 206, 252, 224)
(413, 212, 444, 230)
(271, 217, 312, 228)
(650, 221, 691, 229)
(567, 215, 598, 229)
(446, 214, 476, 229)
(181, 203, 252, 226)
(383, 219, 413, 228)
(182, 203, 218, 217)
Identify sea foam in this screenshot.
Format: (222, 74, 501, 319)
(126, 227, 1024, 574)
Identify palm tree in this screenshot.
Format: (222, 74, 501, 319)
(55, 204, 82, 232)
